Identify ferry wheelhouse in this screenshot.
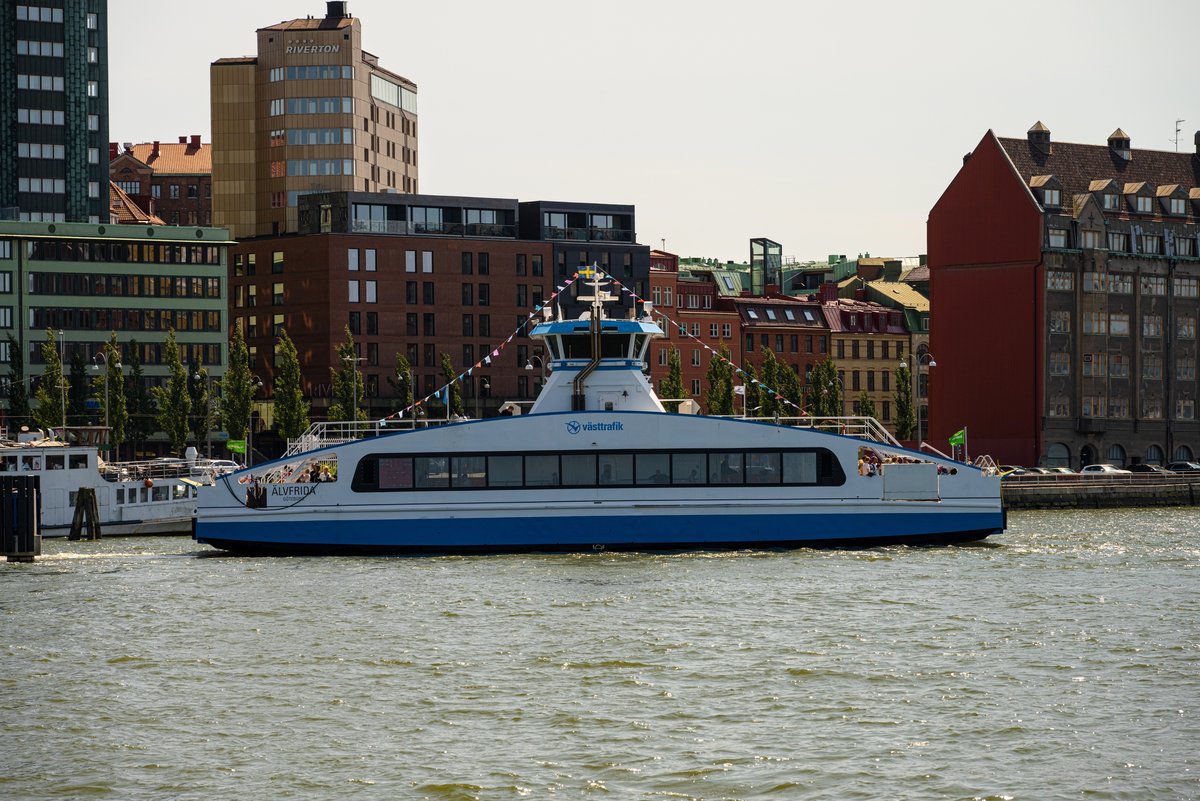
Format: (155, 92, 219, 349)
(194, 276, 1004, 555)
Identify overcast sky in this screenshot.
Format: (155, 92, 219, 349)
(109, 0, 1198, 263)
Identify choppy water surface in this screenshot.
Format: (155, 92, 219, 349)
(2, 509, 1198, 800)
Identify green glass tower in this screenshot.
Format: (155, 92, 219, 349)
(1, 1, 109, 222)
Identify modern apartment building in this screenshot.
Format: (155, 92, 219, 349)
(929, 123, 1200, 468)
(229, 192, 649, 418)
(2, 1, 110, 223)
(0, 220, 230, 397)
(211, 1, 418, 239)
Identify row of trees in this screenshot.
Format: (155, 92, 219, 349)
(657, 345, 917, 438)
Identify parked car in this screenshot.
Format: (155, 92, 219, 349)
(1023, 467, 1054, 475)
(1045, 467, 1075, 475)
(1165, 461, 1200, 472)
(998, 465, 1026, 477)
(191, 458, 241, 478)
(1080, 464, 1132, 475)
(1127, 464, 1174, 475)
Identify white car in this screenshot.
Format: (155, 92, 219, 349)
(1079, 463, 1131, 475)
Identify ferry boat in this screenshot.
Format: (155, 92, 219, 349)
(194, 275, 1004, 555)
(0, 434, 211, 537)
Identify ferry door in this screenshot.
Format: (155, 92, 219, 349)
(44, 489, 67, 526)
(598, 391, 622, 411)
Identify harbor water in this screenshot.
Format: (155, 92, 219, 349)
(2, 508, 1197, 800)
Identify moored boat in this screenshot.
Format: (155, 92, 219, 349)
(194, 274, 1004, 555)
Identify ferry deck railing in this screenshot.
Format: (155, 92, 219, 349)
(283, 414, 902, 459)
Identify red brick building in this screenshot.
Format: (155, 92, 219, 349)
(929, 123, 1200, 467)
(109, 136, 213, 226)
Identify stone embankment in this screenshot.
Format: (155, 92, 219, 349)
(1002, 474, 1200, 510)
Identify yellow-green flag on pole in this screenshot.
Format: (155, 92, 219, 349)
(948, 429, 966, 446)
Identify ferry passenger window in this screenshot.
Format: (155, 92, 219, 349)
(378, 457, 413, 489)
(69, 454, 89, 469)
(116, 489, 124, 504)
(21, 455, 41, 471)
(561, 454, 596, 486)
(525, 455, 559, 486)
(451, 456, 486, 488)
(414, 456, 449, 489)
(782, 452, 817, 484)
(152, 486, 168, 502)
(747, 453, 781, 485)
(1, 456, 15, 472)
(487, 455, 523, 487)
(46, 455, 65, 470)
(710, 452, 743, 484)
(671, 453, 705, 485)
(599, 454, 633, 485)
(636, 453, 670, 485)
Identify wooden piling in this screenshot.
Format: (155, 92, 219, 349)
(68, 487, 101, 541)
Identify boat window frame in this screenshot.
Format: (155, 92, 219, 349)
(351, 447, 845, 492)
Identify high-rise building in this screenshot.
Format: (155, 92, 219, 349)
(2, 1, 110, 223)
(211, 1, 419, 239)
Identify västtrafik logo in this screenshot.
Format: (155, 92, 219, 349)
(564, 420, 624, 435)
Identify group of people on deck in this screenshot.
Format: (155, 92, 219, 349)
(858, 447, 952, 477)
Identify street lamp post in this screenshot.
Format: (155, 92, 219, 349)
(475, 378, 489, 419)
(900, 347, 937, 446)
(57, 329, 66, 438)
(91, 350, 122, 446)
(247, 374, 263, 468)
(524, 351, 547, 396)
(342, 355, 365, 422)
(193, 369, 214, 458)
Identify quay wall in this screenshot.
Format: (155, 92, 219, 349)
(1001, 475, 1200, 510)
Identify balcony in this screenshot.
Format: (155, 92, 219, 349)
(349, 220, 517, 238)
(544, 226, 633, 243)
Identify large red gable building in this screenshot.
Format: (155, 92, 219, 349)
(929, 123, 1200, 468)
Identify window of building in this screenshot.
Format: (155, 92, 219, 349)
(1048, 352, 1070, 375)
(1169, 197, 1186, 215)
(1049, 228, 1069, 248)
(1043, 189, 1061, 207)
(273, 314, 285, 336)
(1178, 238, 1197, 257)
(365, 281, 377, 303)
(1046, 271, 1074, 291)
(1103, 193, 1120, 210)
(1135, 196, 1152, 213)
(422, 252, 433, 273)
(1082, 353, 1106, 377)
(691, 350, 701, 367)
(1176, 356, 1196, 381)
(423, 313, 435, 336)
(1049, 310, 1071, 333)
(1082, 272, 1106, 292)
(1081, 230, 1102, 249)
(348, 281, 359, 303)
(1081, 395, 1105, 417)
(1107, 232, 1128, 252)
(1177, 400, 1195, 421)
(1143, 315, 1163, 338)
(1179, 316, 1197, 340)
(1143, 354, 1162, 379)
(1109, 313, 1129, 336)
(1174, 276, 1199, 297)
(423, 282, 435, 305)
(1141, 235, 1163, 255)
(1048, 398, 1071, 418)
(1140, 275, 1165, 295)
(1109, 354, 1129, 378)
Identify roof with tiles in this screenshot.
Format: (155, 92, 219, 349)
(863, 280, 930, 312)
(821, 296, 908, 335)
(259, 16, 354, 31)
(997, 128, 1200, 200)
(127, 140, 211, 175)
(108, 183, 164, 225)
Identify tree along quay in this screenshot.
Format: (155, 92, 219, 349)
(1001, 473, 1200, 510)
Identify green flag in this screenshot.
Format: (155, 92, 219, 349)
(227, 439, 247, 454)
(948, 429, 965, 446)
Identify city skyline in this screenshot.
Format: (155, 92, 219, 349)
(109, 0, 1197, 261)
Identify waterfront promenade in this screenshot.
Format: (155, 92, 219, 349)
(1002, 472, 1200, 510)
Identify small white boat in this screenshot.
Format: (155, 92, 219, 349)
(0, 438, 216, 537)
(195, 274, 1005, 555)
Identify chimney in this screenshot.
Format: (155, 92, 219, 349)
(963, 151, 972, 165)
(151, 141, 160, 158)
(326, 1, 348, 18)
(178, 135, 187, 144)
(108, 142, 118, 160)
(819, 282, 838, 303)
(122, 142, 132, 153)
(1195, 130, 1199, 156)
(1108, 128, 1131, 160)
(191, 134, 201, 149)
(1027, 121, 1051, 153)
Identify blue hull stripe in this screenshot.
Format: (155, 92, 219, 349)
(195, 511, 1003, 554)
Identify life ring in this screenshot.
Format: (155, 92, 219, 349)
(144, 478, 153, 488)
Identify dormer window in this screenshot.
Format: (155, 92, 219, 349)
(746, 308, 759, 319)
(1170, 198, 1186, 215)
(1137, 196, 1153, 213)
(1048, 228, 1069, 248)
(1043, 188, 1061, 207)
(765, 308, 776, 320)
(1104, 193, 1120, 210)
